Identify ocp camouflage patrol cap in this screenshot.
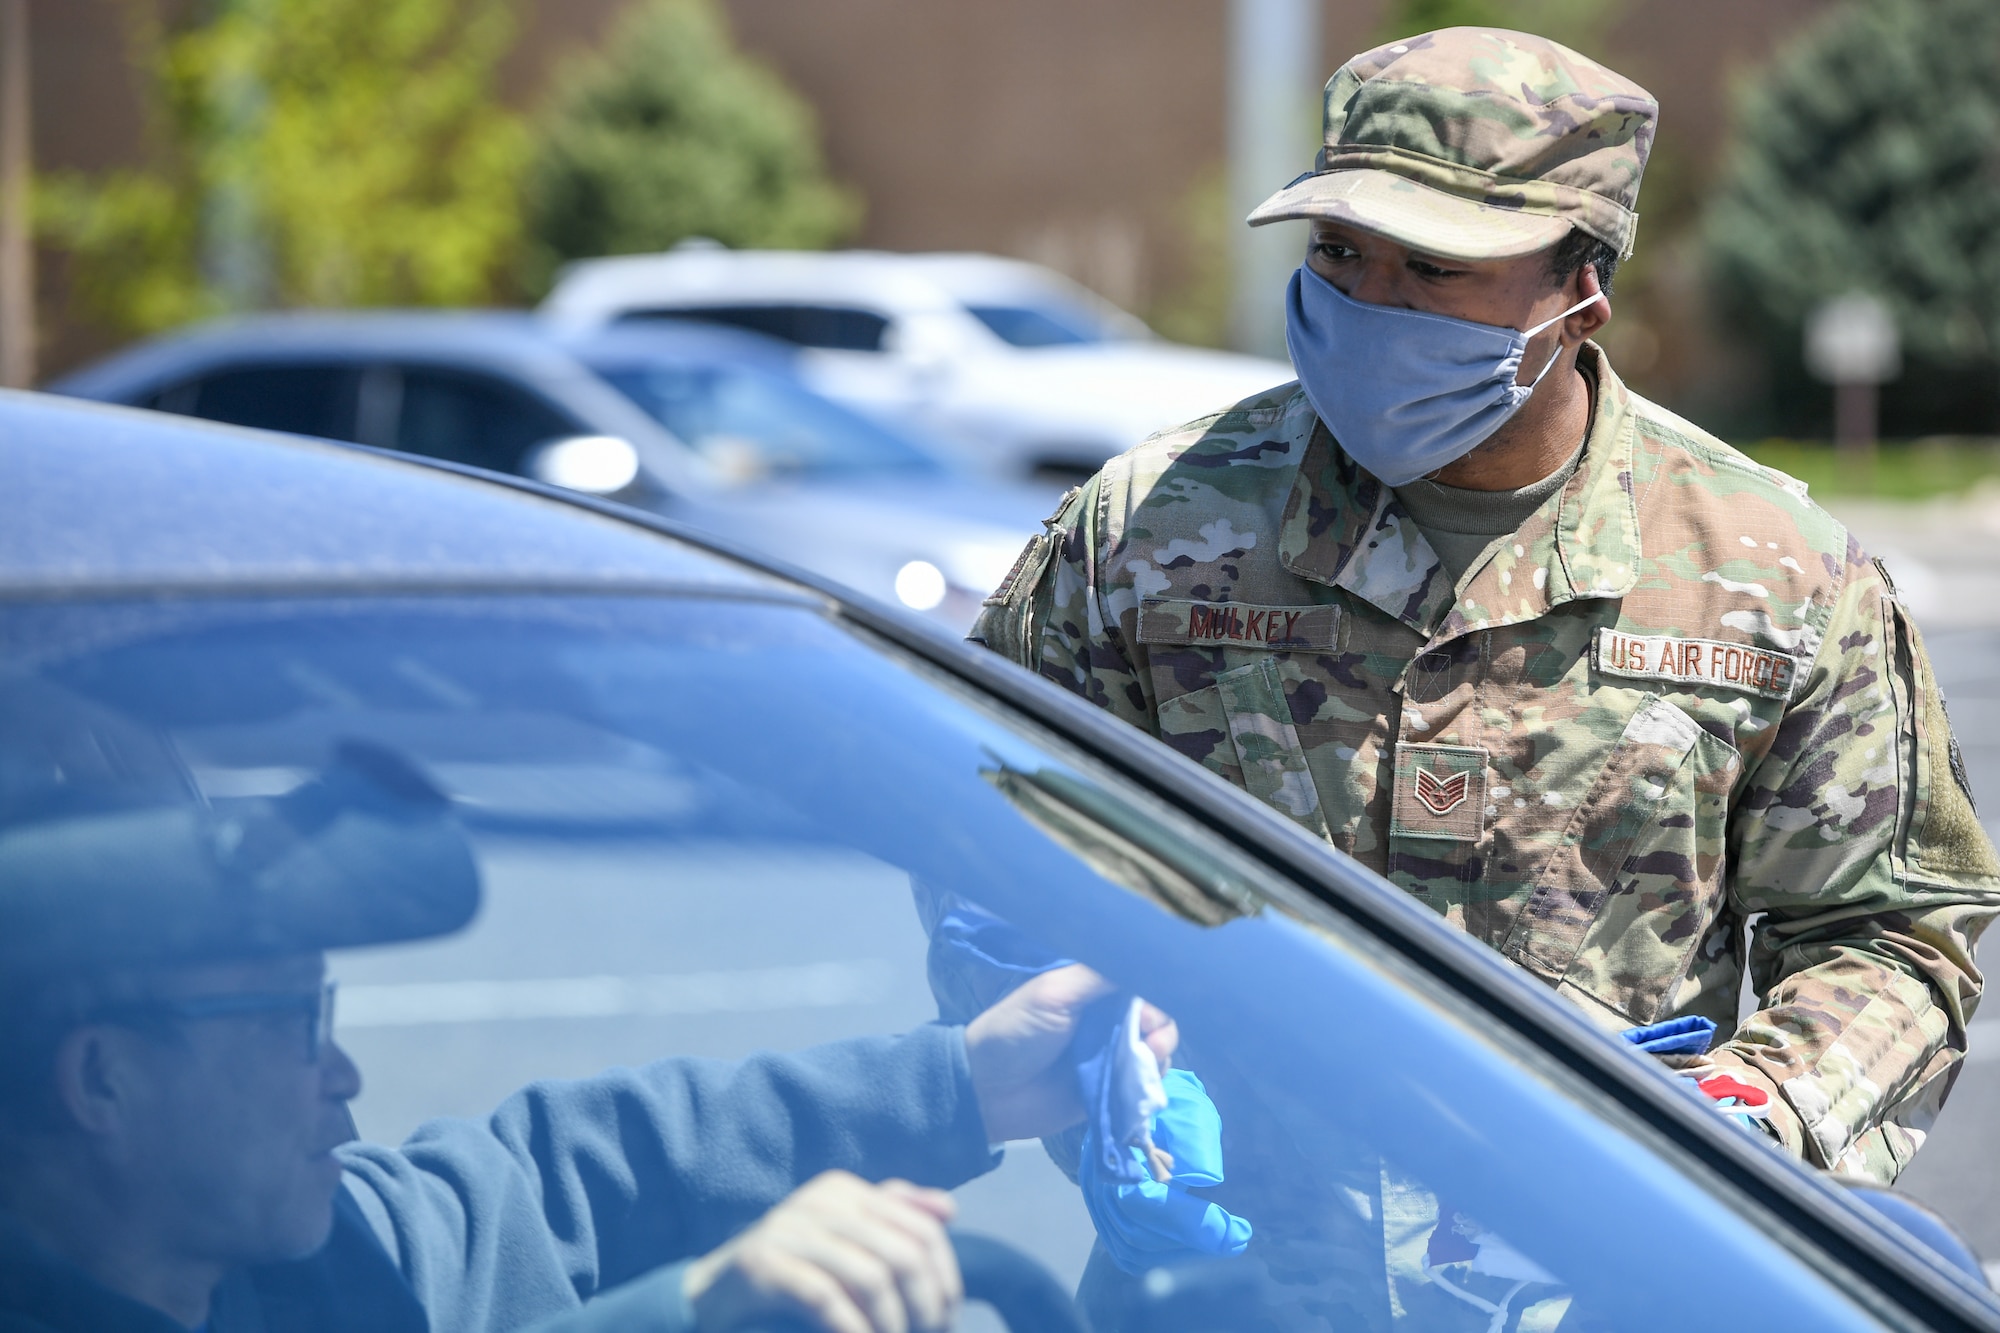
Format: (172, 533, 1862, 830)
(1249, 27, 1657, 261)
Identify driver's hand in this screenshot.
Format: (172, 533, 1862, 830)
(682, 1171, 960, 1333)
(964, 963, 1179, 1143)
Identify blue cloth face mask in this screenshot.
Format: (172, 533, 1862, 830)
(1284, 263, 1605, 486)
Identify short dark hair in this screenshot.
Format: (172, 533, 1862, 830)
(1547, 227, 1620, 296)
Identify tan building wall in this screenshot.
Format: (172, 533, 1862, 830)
(27, 0, 1829, 383)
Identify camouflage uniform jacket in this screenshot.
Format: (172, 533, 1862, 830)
(973, 343, 2000, 1183)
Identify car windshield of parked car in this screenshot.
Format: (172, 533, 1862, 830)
(963, 301, 1128, 348)
(590, 361, 943, 481)
(1, 593, 1883, 1332)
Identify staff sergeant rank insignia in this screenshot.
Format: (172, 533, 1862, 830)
(1413, 768, 1471, 816)
(1593, 628, 1799, 701)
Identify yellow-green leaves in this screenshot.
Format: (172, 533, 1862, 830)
(40, 0, 529, 334)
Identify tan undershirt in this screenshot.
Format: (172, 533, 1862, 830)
(1394, 443, 1584, 589)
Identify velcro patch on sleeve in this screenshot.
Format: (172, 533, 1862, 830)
(1138, 599, 1340, 651)
(1594, 627, 1799, 701)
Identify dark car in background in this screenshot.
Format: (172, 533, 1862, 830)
(50, 312, 1054, 628)
(4, 391, 1996, 1332)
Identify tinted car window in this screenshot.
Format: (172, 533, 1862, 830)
(623, 305, 889, 353)
(964, 304, 1109, 348)
(0, 592, 1888, 1332)
(593, 362, 939, 479)
(153, 364, 362, 441)
(392, 368, 580, 475)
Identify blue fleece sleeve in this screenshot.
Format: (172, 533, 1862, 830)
(336, 1023, 997, 1333)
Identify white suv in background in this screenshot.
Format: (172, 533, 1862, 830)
(539, 247, 1296, 481)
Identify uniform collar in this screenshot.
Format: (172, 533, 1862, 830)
(1277, 342, 1640, 639)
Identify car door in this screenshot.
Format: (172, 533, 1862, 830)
(17, 567, 1990, 1332)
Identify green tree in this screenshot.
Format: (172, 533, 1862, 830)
(39, 0, 528, 336)
(521, 0, 860, 292)
(1703, 0, 2000, 437)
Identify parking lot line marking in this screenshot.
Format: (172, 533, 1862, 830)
(337, 960, 898, 1027)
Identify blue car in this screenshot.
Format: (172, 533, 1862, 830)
(3, 392, 1994, 1331)
(50, 311, 1057, 629)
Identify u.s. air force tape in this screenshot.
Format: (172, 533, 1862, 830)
(1593, 627, 1799, 701)
(1138, 599, 1340, 651)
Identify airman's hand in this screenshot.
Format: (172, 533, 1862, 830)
(963, 963, 1178, 1143)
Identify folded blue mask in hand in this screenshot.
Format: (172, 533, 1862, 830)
(1075, 992, 1171, 1185)
(1619, 1014, 1717, 1057)
(1079, 1069, 1254, 1275)
(926, 898, 1252, 1269)
(934, 903, 1171, 1177)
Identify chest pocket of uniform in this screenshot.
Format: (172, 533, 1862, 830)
(1157, 657, 1331, 841)
(1501, 694, 1741, 1024)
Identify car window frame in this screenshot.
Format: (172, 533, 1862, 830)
(437, 453, 2000, 1333)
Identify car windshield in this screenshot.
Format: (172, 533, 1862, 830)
(1, 594, 1881, 1332)
(963, 302, 1125, 348)
(590, 361, 942, 480)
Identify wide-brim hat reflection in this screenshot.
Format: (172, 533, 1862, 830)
(0, 734, 481, 974)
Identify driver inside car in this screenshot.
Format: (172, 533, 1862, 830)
(0, 742, 1176, 1333)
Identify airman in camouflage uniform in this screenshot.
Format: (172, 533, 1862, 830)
(975, 27, 2000, 1187)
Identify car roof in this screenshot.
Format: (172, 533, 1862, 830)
(46, 311, 561, 398)
(0, 391, 794, 600)
(46, 309, 804, 403)
(539, 247, 1147, 334)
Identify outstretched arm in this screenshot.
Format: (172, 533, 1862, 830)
(336, 970, 1165, 1333)
(1719, 553, 2000, 1181)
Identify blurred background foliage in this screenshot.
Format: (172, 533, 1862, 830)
(38, 0, 528, 333)
(1146, 166, 1231, 349)
(23, 0, 2000, 452)
(37, 0, 858, 332)
(1373, 0, 1625, 50)
(1704, 0, 2000, 439)
(1742, 439, 2000, 499)
(520, 0, 860, 295)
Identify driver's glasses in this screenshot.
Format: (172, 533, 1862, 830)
(97, 982, 338, 1064)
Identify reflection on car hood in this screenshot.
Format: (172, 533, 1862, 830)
(660, 473, 1055, 595)
(676, 473, 1054, 536)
